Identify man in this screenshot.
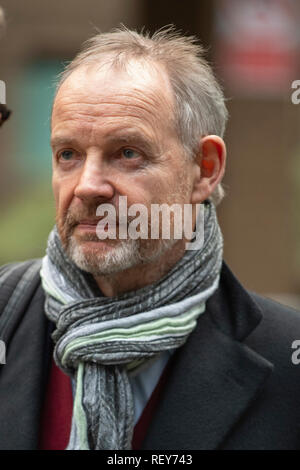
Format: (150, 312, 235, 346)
(1, 26, 300, 451)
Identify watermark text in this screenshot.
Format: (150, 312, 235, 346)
(0, 340, 6, 364)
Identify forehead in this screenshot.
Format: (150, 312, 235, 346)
(51, 59, 175, 135)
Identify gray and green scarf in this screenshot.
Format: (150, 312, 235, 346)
(40, 200, 223, 450)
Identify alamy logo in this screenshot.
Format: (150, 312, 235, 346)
(94, 197, 205, 251)
(291, 340, 300, 365)
(0, 340, 6, 364)
(291, 80, 300, 105)
(0, 80, 6, 104)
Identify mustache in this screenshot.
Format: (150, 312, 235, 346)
(61, 206, 136, 229)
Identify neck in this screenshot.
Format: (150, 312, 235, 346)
(93, 239, 187, 297)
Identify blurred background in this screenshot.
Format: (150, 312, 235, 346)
(0, 0, 300, 307)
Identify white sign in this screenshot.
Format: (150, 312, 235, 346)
(0, 80, 6, 104)
(0, 340, 6, 364)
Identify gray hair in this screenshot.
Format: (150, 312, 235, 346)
(57, 26, 228, 205)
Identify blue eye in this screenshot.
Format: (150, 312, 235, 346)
(122, 148, 139, 159)
(60, 150, 74, 160)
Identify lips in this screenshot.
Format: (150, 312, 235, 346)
(78, 219, 100, 225)
(76, 220, 102, 232)
(76, 219, 119, 233)
(78, 218, 119, 226)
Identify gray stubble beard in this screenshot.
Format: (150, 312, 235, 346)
(57, 189, 189, 276)
(62, 228, 178, 276)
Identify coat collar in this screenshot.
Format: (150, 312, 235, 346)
(204, 261, 263, 342)
(141, 261, 273, 449)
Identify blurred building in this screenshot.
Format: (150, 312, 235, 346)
(0, 0, 300, 307)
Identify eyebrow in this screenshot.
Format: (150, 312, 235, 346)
(50, 136, 79, 148)
(51, 131, 160, 156)
(105, 132, 159, 155)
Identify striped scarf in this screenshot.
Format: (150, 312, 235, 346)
(40, 200, 223, 450)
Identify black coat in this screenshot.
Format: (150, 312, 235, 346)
(0, 260, 300, 450)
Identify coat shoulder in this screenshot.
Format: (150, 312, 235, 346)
(246, 291, 300, 369)
(250, 291, 300, 337)
(0, 259, 43, 334)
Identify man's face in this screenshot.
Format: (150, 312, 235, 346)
(51, 59, 195, 275)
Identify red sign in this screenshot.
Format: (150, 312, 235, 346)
(215, 0, 299, 96)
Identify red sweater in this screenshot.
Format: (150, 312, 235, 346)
(39, 358, 169, 450)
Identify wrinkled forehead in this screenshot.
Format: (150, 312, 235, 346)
(52, 58, 175, 122)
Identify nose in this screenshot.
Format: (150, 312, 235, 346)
(74, 152, 115, 202)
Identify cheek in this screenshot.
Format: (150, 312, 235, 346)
(136, 170, 172, 201)
(121, 174, 153, 205)
(146, 175, 182, 204)
(52, 175, 75, 217)
(52, 176, 60, 210)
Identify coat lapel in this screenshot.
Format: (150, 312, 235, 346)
(142, 263, 274, 450)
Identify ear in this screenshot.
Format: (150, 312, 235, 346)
(190, 135, 226, 204)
